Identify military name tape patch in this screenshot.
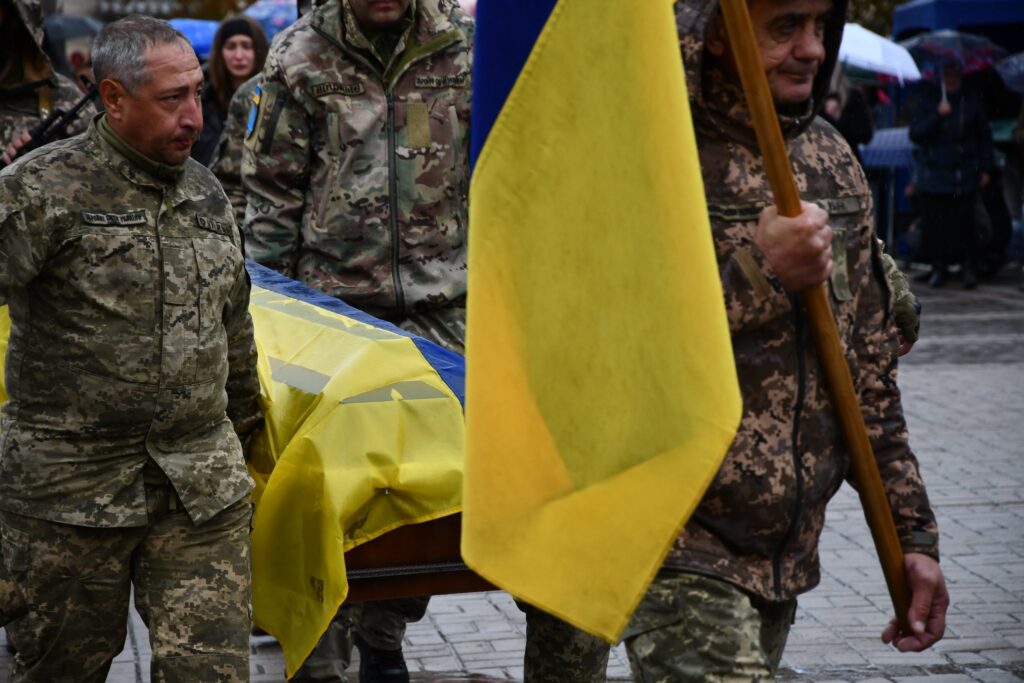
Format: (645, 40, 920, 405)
(820, 196, 863, 216)
(195, 215, 231, 236)
(414, 74, 469, 89)
(81, 210, 147, 226)
(310, 82, 365, 97)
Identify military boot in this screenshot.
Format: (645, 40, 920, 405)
(354, 633, 409, 683)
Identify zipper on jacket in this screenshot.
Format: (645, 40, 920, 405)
(311, 19, 461, 320)
(773, 299, 807, 599)
(386, 87, 405, 318)
(381, 34, 460, 321)
(312, 22, 408, 316)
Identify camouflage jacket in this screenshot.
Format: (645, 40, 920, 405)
(242, 0, 472, 322)
(212, 75, 262, 228)
(0, 0, 94, 154)
(0, 116, 261, 527)
(664, 0, 939, 601)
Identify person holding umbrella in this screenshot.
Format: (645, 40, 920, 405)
(909, 59, 994, 288)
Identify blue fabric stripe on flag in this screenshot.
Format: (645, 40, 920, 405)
(246, 261, 465, 405)
(469, 0, 559, 169)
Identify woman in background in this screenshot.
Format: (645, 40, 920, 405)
(192, 14, 267, 166)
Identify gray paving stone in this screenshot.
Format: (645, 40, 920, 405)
(971, 669, 1024, 683)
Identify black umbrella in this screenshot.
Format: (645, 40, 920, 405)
(996, 52, 1024, 94)
(901, 29, 1008, 79)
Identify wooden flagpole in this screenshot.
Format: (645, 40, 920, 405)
(717, 0, 912, 633)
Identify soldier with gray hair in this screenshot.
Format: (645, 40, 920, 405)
(0, 14, 262, 682)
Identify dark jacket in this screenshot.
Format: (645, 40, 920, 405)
(192, 82, 226, 167)
(909, 83, 993, 195)
(664, 0, 939, 602)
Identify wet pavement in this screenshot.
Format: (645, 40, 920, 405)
(1, 265, 1021, 682)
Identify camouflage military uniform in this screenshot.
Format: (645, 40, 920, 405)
(624, 2, 940, 680)
(0, 0, 98, 607)
(623, 572, 795, 682)
(0, 0, 94, 157)
(212, 75, 262, 228)
(242, 0, 470, 325)
(880, 248, 921, 344)
(0, 115, 262, 681)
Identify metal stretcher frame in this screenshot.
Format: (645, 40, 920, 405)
(343, 514, 495, 603)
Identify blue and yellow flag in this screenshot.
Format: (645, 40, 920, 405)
(462, 1, 742, 641)
(244, 264, 465, 675)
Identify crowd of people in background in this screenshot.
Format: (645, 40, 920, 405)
(23, 1, 1024, 292)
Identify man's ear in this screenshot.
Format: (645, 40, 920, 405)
(99, 79, 127, 121)
(706, 12, 727, 57)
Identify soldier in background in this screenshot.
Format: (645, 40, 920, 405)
(0, 16, 262, 682)
(0, 0, 95, 164)
(243, 0, 467, 675)
(243, 0, 611, 681)
(0, 0, 94, 640)
(211, 73, 260, 225)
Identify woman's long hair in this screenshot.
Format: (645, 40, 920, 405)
(207, 15, 268, 116)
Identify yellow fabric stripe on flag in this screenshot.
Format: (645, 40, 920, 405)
(462, 0, 742, 642)
(245, 287, 464, 676)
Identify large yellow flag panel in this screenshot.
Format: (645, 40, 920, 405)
(462, 0, 741, 642)
(245, 288, 465, 675)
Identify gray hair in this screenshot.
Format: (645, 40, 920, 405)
(91, 15, 191, 93)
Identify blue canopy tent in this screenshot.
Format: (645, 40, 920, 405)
(893, 0, 1024, 52)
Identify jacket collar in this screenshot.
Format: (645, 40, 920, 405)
(89, 115, 206, 207)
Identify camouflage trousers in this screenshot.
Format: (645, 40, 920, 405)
(622, 571, 796, 683)
(519, 601, 611, 682)
(291, 596, 430, 682)
(0, 486, 252, 683)
(0, 548, 26, 625)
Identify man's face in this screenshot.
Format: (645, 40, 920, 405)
(348, 0, 412, 31)
(105, 40, 203, 166)
(747, 0, 831, 106)
(709, 0, 832, 107)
